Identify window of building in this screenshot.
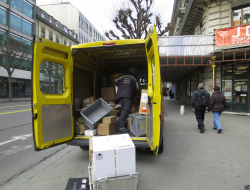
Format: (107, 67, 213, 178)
(40, 61, 65, 94)
(0, 6, 7, 25)
(10, 34, 22, 51)
(41, 27, 45, 38)
(56, 35, 59, 43)
(22, 19, 33, 36)
(22, 38, 32, 54)
(73, 34, 77, 39)
(64, 39, 67, 45)
(41, 11, 45, 19)
(0, 77, 8, 96)
(49, 31, 53, 41)
(233, 5, 250, 26)
(69, 30, 72, 36)
(56, 21, 59, 28)
(49, 17, 53, 23)
(10, 13, 22, 32)
(69, 42, 72, 47)
(64, 27, 68, 33)
(0, 30, 6, 45)
(23, 0, 33, 18)
(11, 0, 22, 12)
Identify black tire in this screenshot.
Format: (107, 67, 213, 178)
(158, 137, 164, 154)
(79, 146, 89, 150)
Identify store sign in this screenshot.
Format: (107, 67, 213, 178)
(216, 24, 250, 47)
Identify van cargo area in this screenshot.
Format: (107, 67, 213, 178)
(69, 42, 151, 148)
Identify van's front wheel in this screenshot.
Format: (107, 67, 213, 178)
(79, 146, 89, 150)
(158, 137, 164, 154)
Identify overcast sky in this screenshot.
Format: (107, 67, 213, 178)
(36, 0, 174, 37)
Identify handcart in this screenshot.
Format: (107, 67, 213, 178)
(88, 164, 141, 190)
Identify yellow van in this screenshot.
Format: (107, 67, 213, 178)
(32, 26, 164, 156)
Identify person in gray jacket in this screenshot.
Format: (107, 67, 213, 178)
(207, 86, 226, 134)
(191, 83, 210, 133)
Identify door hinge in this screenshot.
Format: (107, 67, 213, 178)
(33, 113, 37, 120)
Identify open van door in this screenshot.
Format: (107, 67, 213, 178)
(32, 38, 74, 151)
(145, 26, 162, 156)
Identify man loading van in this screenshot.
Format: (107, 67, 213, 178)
(115, 67, 139, 132)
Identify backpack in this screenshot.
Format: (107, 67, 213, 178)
(197, 91, 209, 106)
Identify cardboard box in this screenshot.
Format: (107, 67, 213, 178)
(127, 118, 130, 130)
(82, 96, 96, 108)
(89, 138, 93, 163)
(111, 109, 120, 116)
(92, 134, 136, 181)
(101, 87, 115, 100)
(77, 124, 86, 135)
(85, 129, 97, 136)
(97, 123, 116, 135)
(106, 100, 116, 109)
(139, 89, 148, 114)
(102, 116, 116, 124)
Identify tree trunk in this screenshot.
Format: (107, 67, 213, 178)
(8, 74, 12, 102)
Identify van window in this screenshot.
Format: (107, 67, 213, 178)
(152, 56, 155, 89)
(40, 61, 64, 94)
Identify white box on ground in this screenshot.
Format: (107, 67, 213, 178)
(92, 134, 136, 181)
(85, 129, 97, 136)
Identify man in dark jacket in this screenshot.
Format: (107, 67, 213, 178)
(115, 67, 139, 132)
(207, 86, 226, 134)
(191, 83, 210, 133)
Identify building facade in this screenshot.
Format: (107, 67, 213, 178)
(170, 0, 250, 113)
(93, 27, 106, 42)
(39, 1, 94, 44)
(0, 0, 35, 98)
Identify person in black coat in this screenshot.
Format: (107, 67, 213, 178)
(207, 86, 226, 134)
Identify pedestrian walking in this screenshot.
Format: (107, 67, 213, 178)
(207, 86, 226, 134)
(191, 83, 210, 133)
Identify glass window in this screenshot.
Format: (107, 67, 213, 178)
(222, 76, 233, 110)
(41, 12, 45, 18)
(1, 0, 8, 3)
(25, 80, 31, 95)
(22, 20, 33, 36)
(49, 17, 53, 23)
(56, 21, 59, 28)
(17, 80, 25, 95)
(222, 65, 235, 75)
(10, 34, 22, 51)
(22, 39, 32, 54)
(23, 1, 33, 18)
(64, 27, 68, 33)
(40, 61, 65, 94)
(233, 75, 248, 104)
(0, 30, 6, 46)
(243, 6, 250, 24)
(233, 9, 241, 26)
(11, 0, 22, 12)
(10, 13, 22, 32)
(0, 77, 7, 96)
(0, 7, 7, 25)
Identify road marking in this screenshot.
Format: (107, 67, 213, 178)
(0, 145, 33, 157)
(0, 133, 33, 146)
(0, 104, 31, 109)
(0, 109, 32, 115)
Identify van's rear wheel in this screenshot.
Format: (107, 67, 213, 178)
(158, 137, 164, 154)
(79, 146, 89, 150)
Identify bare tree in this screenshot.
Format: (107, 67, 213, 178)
(0, 36, 31, 101)
(105, 0, 172, 40)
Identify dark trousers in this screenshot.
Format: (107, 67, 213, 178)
(195, 108, 206, 129)
(118, 97, 131, 128)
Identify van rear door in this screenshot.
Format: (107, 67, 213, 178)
(32, 38, 74, 151)
(145, 26, 161, 156)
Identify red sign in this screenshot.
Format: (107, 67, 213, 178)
(216, 24, 250, 47)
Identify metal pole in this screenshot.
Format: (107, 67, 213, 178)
(212, 62, 216, 93)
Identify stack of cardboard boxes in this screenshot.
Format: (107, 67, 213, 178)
(97, 116, 116, 136)
(101, 87, 120, 116)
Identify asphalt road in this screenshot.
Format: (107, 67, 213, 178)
(0, 101, 68, 186)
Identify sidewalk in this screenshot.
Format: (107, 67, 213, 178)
(0, 98, 31, 103)
(1, 97, 250, 190)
